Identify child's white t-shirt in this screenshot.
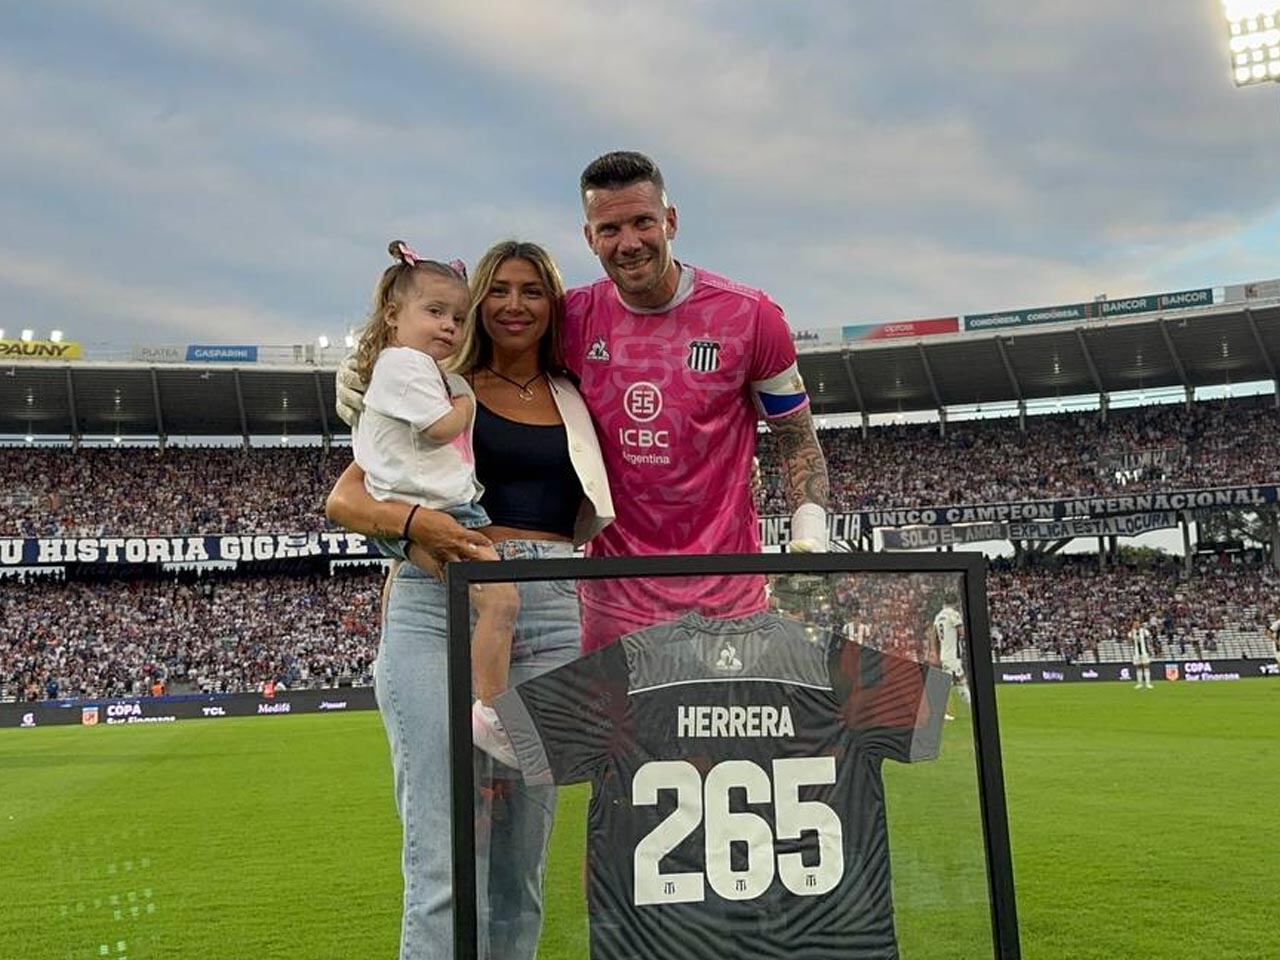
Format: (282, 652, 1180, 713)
(353, 346, 480, 508)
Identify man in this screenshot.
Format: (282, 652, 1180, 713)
(933, 597, 968, 719)
(565, 151, 829, 651)
(1268, 614, 1280, 674)
(337, 151, 830, 652)
(1129, 618, 1154, 690)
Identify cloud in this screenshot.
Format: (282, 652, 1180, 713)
(0, 248, 314, 344)
(84, 0, 312, 72)
(1, 0, 1277, 350)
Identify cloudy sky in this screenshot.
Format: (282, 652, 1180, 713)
(2, 1, 1277, 350)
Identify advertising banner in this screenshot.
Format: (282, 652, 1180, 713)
(0, 338, 84, 360)
(1093, 288, 1213, 318)
(995, 659, 1274, 685)
(1, 687, 378, 728)
(131, 345, 184, 363)
(964, 287, 1214, 331)
(0, 531, 378, 567)
(185, 345, 259, 362)
(842, 317, 960, 341)
(963, 303, 1091, 331)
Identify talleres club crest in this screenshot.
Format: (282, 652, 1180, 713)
(686, 338, 721, 373)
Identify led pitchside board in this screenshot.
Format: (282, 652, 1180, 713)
(446, 552, 1019, 960)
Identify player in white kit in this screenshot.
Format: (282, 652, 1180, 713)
(933, 598, 968, 719)
(1129, 619, 1154, 689)
(1268, 615, 1280, 673)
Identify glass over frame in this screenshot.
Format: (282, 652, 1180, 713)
(446, 552, 1018, 960)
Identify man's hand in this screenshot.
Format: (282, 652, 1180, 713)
(336, 354, 367, 427)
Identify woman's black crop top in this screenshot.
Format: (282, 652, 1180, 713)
(473, 402, 584, 539)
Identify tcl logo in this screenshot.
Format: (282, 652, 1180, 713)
(201, 706, 227, 717)
(619, 428, 670, 448)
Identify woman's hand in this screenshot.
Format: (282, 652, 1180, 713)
(406, 508, 491, 577)
(326, 462, 491, 578)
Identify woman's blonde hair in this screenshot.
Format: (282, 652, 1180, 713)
(354, 241, 468, 385)
(447, 240, 567, 377)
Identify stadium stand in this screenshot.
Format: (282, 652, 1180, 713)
(988, 555, 1278, 664)
(0, 569, 379, 702)
(4, 395, 1279, 537)
(0, 446, 344, 537)
(758, 394, 1280, 513)
(3, 392, 1279, 700)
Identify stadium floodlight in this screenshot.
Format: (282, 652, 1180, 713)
(317, 335, 330, 349)
(20, 329, 34, 342)
(344, 332, 356, 349)
(49, 330, 63, 343)
(1222, 1, 1280, 86)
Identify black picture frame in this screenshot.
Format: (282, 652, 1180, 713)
(445, 551, 1020, 960)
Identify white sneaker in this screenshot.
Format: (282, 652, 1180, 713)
(1144, 683, 1153, 690)
(1134, 683, 1143, 689)
(944, 713, 956, 721)
(472, 700, 518, 768)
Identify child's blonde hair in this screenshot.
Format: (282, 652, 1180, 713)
(354, 240, 468, 385)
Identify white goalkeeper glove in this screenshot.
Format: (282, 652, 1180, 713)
(335, 354, 367, 428)
(788, 502, 829, 553)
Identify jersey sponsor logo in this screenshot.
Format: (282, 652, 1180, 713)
(686, 338, 721, 373)
(623, 381, 663, 423)
(617, 427, 670, 447)
(585, 337, 611, 362)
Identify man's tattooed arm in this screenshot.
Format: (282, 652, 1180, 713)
(765, 407, 830, 511)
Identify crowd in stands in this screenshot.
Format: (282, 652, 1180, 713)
(0, 446, 344, 538)
(4, 396, 1280, 700)
(988, 555, 1278, 663)
(756, 395, 1280, 514)
(5, 557, 1275, 701)
(4, 397, 1280, 539)
(0, 569, 380, 702)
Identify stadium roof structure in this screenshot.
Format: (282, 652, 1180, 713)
(2, 297, 1279, 441)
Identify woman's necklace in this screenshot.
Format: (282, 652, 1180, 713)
(485, 366, 544, 402)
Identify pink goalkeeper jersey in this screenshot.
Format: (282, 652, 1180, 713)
(565, 266, 806, 652)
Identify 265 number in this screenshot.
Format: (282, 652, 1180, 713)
(632, 757, 843, 906)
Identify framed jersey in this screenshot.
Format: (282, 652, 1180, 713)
(445, 553, 1018, 960)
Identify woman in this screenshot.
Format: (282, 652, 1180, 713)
(326, 240, 612, 960)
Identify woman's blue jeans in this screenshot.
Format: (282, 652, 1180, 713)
(374, 539, 580, 960)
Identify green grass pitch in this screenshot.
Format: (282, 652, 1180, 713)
(3, 680, 1277, 959)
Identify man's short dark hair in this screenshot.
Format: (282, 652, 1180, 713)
(580, 150, 665, 201)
